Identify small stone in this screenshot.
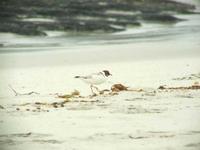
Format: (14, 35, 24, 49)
(158, 85, 166, 90)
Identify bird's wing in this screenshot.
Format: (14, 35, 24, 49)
(91, 72, 104, 76)
(79, 75, 93, 79)
(78, 72, 103, 79)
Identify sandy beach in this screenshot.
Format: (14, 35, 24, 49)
(0, 56, 200, 150)
(1, 0, 200, 149)
(0, 47, 200, 150)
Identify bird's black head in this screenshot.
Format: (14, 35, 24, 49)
(103, 70, 112, 77)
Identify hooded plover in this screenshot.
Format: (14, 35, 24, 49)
(75, 70, 112, 94)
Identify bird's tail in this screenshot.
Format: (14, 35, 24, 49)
(74, 76, 80, 78)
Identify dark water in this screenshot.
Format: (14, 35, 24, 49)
(0, 0, 200, 53)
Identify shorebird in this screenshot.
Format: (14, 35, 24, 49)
(75, 70, 112, 94)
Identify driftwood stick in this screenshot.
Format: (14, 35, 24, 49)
(8, 84, 19, 96)
(8, 85, 40, 96)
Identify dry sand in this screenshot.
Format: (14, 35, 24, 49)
(0, 56, 200, 150)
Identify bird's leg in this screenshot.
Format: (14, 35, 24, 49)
(93, 86, 100, 92)
(90, 85, 96, 95)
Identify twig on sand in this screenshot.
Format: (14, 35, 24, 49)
(8, 84, 40, 96)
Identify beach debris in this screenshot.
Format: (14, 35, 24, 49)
(10, 81, 200, 113)
(52, 103, 58, 108)
(193, 81, 199, 86)
(89, 93, 98, 98)
(14, 90, 81, 110)
(158, 82, 200, 90)
(99, 89, 110, 95)
(35, 102, 42, 105)
(57, 94, 73, 99)
(128, 88, 144, 92)
(143, 90, 156, 96)
(109, 92, 119, 96)
(9, 132, 33, 137)
(158, 85, 166, 90)
(87, 83, 129, 96)
(25, 132, 32, 137)
(111, 84, 128, 92)
(172, 73, 200, 80)
(8, 84, 40, 96)
(57, 89, 80, 99)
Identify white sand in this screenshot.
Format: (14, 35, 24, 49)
(0, 55, 200, 150)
